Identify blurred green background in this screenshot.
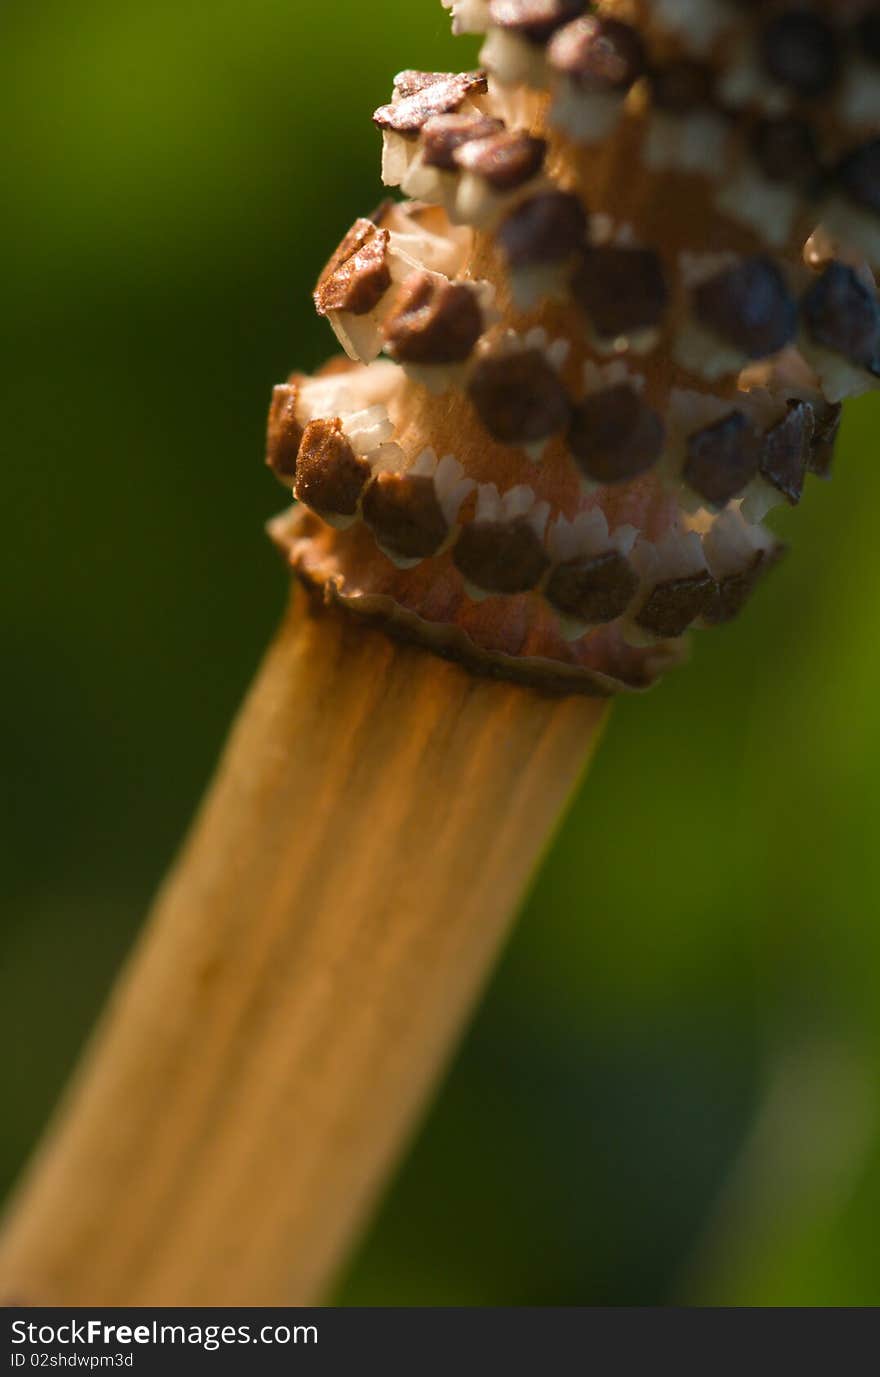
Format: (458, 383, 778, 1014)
(2, 0, 880, 1307)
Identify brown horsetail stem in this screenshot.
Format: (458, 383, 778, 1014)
(1, 0, 878, 1306)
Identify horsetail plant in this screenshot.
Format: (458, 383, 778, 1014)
(1, 0, 877, 1306)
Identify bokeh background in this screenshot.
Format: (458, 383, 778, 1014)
(3, 0, 880, 1306)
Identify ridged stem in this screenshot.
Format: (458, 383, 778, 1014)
(0, 584, 607, 1305)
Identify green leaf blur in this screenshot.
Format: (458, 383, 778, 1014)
(2, 0, 879, 1307)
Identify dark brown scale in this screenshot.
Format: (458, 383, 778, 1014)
(571, 246, 668, 339)
(266, 383, 303, 485)
(683, 412, 763, 508)
(314, 220, 391, 317)
(453, 130, 547, 191)
(361, 474, 449, 560)
(547, 16, 646, 91)
(706, 547, 785, 627)
(808, 402, 842, 479)
(693, 257, 798, 360)
(759, 11, 840, 99)
(373, 71, 488, 135)
(567, 385, 665, 484)
(453, 519, 550, 593)
(497, 191, 588, 266)
(803, 263, 880, 374)
(650, 60, 716, 114)
(393, 70, 461, 97)
(383, 273, 484, 365)
(759, 402, 814, 505)
(488, 0, 587, 45)
(294, 419, 372, 518)
(636, 574, 717, 640)
(834, 140, 880, 216)
(545, 550, 638, 624)
(421, 114, 506, 170)
(469, 350, 572, 443)
(751, 117, 821, 188)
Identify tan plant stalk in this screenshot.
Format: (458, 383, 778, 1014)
(0, 587, 606, 1305)
(2, 0, 877, 1307)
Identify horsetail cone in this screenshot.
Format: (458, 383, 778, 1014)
(268, 0, 879, 694)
